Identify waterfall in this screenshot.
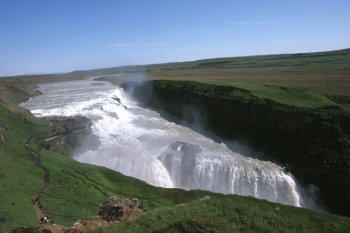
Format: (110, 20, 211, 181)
(160, 142, 301, 206)
(21, 78, 304, 208)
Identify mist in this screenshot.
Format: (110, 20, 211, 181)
(20, 76, 325, 212)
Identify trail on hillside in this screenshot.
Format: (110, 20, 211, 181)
(25, 137, 51, 224)
(23, 137, 124, 232)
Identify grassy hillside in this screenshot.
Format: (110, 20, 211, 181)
(194, 80, 337, 108)
(147, 49, 350, 72)
(0, 103, 44, 231)
(149, 79, 338, 109)
(144, 49, 350, 108)
(39, 149, 210, 226)
(93, 196, 350, 233)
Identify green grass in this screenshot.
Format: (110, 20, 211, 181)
(140, 48, 350, 106)
(147, 48, 350, 72)
(92, 196, 350, 233)
(199, 80, 337, 108)
(0, 104, 45, 231)
(154, 80, 338, 109)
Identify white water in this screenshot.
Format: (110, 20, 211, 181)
(21, 79, 305, 207)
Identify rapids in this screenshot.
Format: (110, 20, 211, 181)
(21, 78, 305, 207)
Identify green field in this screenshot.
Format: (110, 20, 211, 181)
(5, 48, 347, 98)
(179, 80, 338, 108)
(144, 49, 350, 108)
(148, 49, 350, 72)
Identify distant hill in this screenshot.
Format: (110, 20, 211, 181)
(2, 48, 350, 106)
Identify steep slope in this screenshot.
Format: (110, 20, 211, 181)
(93, 196, 350, 233)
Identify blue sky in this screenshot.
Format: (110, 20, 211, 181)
(0, 0, 349, 76)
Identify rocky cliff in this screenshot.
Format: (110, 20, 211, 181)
(123, 80, 350, 216)
(44, 116, 99, 155)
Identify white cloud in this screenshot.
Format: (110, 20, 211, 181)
(109, 42, 168, 48)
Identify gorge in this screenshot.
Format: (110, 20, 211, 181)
(20, 78, 327, 212)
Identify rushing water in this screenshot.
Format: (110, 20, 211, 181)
(21, 78, 305, 207)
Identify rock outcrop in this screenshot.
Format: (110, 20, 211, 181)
(9, 197, 144, 233)
(98, 196, 144, 222)
(44, 116, 99, 155)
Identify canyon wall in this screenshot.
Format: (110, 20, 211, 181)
(124, 80, 350, 216)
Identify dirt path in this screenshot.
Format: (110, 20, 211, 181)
(33, 204, 45, 221)
(23, 137, 139, 232)
(26, 138, 51, 224)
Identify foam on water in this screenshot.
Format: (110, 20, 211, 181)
(21, 79, 305, 207)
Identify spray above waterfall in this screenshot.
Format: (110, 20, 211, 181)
(21, 77, 324, 210)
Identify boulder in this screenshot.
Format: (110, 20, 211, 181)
(98, 196, 143, 222)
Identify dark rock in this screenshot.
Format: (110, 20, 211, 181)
(98, 196, 143, 222)
(44, 116, 100, 155)
(160, 142, 202, 188)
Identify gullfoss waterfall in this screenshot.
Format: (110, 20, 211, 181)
(21, 79, 315, 209)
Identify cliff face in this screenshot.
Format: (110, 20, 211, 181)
(44, 116, 100, 155)
(123, 80, 350, 216)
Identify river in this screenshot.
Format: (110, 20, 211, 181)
(21, 78, 307, 208)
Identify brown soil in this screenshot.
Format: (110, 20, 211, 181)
(42, 219, 115, 233)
